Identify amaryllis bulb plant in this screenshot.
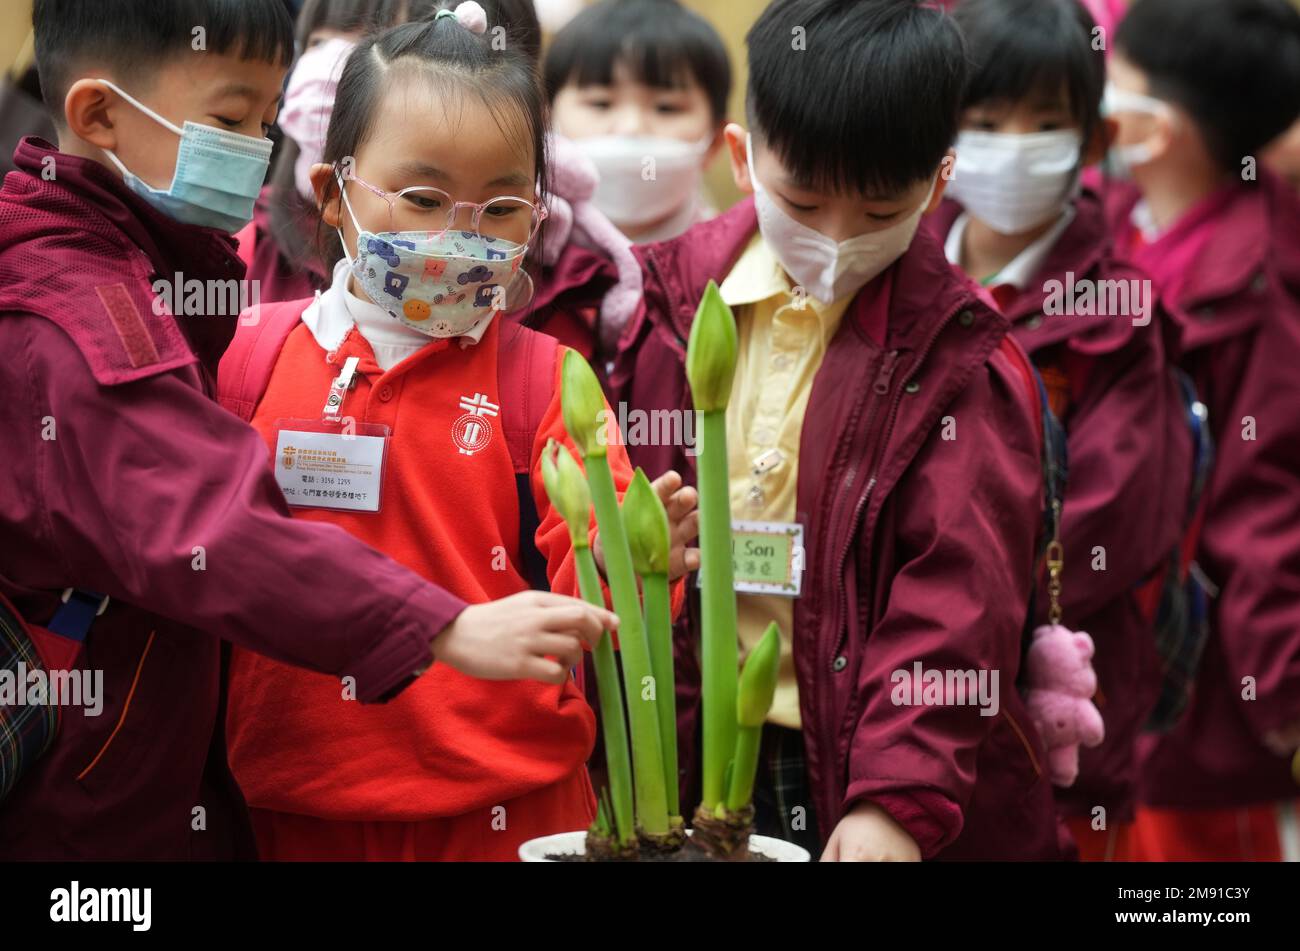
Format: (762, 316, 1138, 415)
(559, 352, 672, 851)
(542, 291, 783, 860)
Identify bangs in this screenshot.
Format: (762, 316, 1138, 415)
(34, 0, 295, 115)
(176, 0, 296, 67)
(747, 0, 966, 198)
(544, 0, 730, 120)
(957, 0, 1104, 132)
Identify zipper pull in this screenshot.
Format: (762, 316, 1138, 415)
(873, 350, 900, 394)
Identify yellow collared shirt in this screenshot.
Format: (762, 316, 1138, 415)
(719, 236, 853, 730)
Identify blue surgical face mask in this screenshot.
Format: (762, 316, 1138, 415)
(97, 80, 273, 234)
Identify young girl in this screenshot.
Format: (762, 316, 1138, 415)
(238, 0, 538, 302)
(930, 0, 1192, 860)
(218, 3, 698, 861)
(544, 0, 731, 246)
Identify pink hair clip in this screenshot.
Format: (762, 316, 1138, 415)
(436, 2, 488, 35)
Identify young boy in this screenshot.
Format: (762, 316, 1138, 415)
(1102, 0, 1300, 860)
(0, 0, 614, 860)
(613, 0, 1070, 860)
(931, 0, 1192, 861)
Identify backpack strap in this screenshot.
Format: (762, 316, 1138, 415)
(498, 320, 560, 474)
(234, 220, 257, 273)
(217, 299, 313, 422)
(498, 320, 562, 591)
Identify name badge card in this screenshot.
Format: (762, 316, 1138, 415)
(698, 520, 804, 596)
(272, 418, 391, 513)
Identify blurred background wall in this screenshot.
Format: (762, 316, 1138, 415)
(677, 0, 765, 209)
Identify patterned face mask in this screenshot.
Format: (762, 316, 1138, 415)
(337, 176, 535, 338)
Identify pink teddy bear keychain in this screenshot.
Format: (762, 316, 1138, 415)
(1023, 513, 1104, 787)
(1025, 624, 1105, 786)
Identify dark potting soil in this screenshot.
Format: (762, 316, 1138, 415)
(544, 841, 776, 862)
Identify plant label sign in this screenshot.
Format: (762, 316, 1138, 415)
(696, 520, 803, 596)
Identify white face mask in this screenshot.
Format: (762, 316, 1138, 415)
(1101, 84, 1173, 177)
(746, 135, 935, 304)
(947, 130, 1082, 235)
(579, 134, 710, 228)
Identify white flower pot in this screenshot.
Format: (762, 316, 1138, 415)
(518, 829, 811, 862)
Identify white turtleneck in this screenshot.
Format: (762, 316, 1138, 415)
(302, 258, 494, 371)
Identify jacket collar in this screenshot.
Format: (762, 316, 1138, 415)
(13, 137, 244, 283)
(1112, 174, 1282, 309)
(642, 195, 992, 358)
(1111, 172, 1298, 350)
(529, 240, 617, 316)
(933, 189, 1132, 354)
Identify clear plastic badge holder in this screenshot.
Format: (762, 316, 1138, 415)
(271, 356, 391, 513)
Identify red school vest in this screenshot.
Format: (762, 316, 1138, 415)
(223, 313, 595, 822)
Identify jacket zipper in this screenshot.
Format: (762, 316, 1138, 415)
(826, 306, 965, 670)
(818, 349, 897, 671)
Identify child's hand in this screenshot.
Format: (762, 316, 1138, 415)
(432, 592, 618, 685)
(593, 470, 700, 582)
(820, 801, 922, 862)
(651, 469, 701, 581)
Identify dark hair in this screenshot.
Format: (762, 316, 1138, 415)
(33, 0, 295, 121)
(294, 0, 440, 45)
(271, 0, 541, 273)
(1116, 0, 1300, 173)
(270, 0, 441, 272)
(318, 6, 548, 269)
(954, 0, 1104, 147)
(543, 0, 731, 124)
(746, 0, 966, 198)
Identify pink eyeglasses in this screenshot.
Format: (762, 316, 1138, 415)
(342, 172, 548, 245)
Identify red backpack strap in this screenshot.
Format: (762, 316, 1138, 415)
(498, 319, 561, 474)
(498, 319, 562, 595)
(998, 334, 1044, 445)
(217, 299, 312, 422)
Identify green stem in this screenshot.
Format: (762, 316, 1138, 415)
(586, 454, 670, 836)
(576, 546, 635, 845)
(725, 724, 762, 813)
(642, 571, 679, 817)
(698, 408, 739, 810)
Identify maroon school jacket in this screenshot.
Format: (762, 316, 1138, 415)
(1105, 173, 1300, 808)
(515, 240, 618, 367)
(611, 198, 1074, 860)
(0, 138, 468, 859)
(929, 192, 1193, 825)
(235, 186, 329, 305)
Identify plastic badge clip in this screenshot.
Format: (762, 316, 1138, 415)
(323, 355, 361, 421)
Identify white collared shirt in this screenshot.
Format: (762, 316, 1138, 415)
(303, 259, 494, 371)
(945, 207, 1076, 289)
